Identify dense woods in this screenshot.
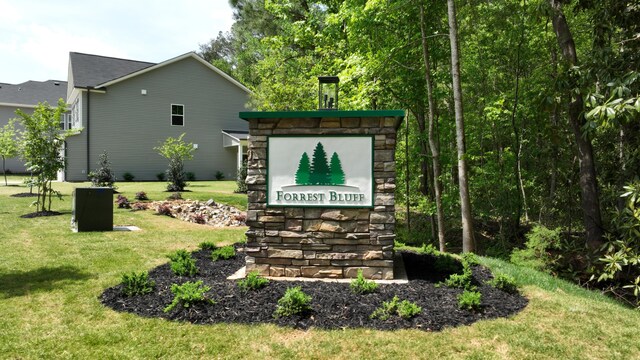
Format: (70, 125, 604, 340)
(200, 0, 639, 306)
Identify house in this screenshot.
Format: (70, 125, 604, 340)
(0, 80, 68, 173)
(63, 51, 250, 181)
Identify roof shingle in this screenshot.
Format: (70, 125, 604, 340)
(69, 52, 155, 88)
(0, 80, 68, 106)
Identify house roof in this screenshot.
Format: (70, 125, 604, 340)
(0, 80, 68, 107)
(222, 129, 249, 141)
(69, 52, 155, 89)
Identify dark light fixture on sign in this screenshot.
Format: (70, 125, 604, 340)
(318, 76, 339, 110)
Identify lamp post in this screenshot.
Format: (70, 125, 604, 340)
(318, 76, 339, 110)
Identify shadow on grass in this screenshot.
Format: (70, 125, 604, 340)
(0, 265, 94, 299)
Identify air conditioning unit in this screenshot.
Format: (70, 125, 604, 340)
(72, 187, 113, 232)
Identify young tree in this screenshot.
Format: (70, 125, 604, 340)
(0, 121, 19, 186)
(295, 152, 311, 185)
(329, 152, 345, 185)
(17, 100, 69, 212)
(154, 133, 196, 192)
(88, 151, 116, 189)
(310, 142, 331, 185)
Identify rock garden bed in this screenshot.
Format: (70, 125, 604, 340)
(101, 246, 528, 331)
(133, 199, 246, 227)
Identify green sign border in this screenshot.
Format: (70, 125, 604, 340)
(266, 135, 375, 209)
(240, 109, 405, 120)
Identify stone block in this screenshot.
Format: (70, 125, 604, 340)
(248, 191, 266, 203)
(308, 259, 330, 266)
(277, 118, 320, 128)
(267, 249, 303, 259)
(303, 220, 323, 232)
(255, 257, 292, 265)
(265, 230, 279, 237)
(258, 215, 285, 223)
(374, 150, 394, 162)
(356, 221, 369, 232)
(279, 231, 306, 238)
(331, 259, 363, 267)
(245, 175, 265, 185)
(316, 252, 360, 260)
(361, 117, 380, 127)
(370, 212, 394, 224)
(285, 219, 303, 231)
(301, 266, 343, 278)
(341, 118, 360, 127)
(264, 222, 285, 230)
(374, 194, 395, 206)
(291, 259, 310, 266)
(320, 120, 341, 128)
(304, 208, 322, 219)
(383, 162, 396, 172)
(320, 209, 362, 221)
(346, 233, 370, 240)
(248, 148, 266, 161)
(285, 208, 304, 219)
(363, 251, 383, 260)
(270, 266, 285, 277)
(246, 263, 270, 276)
(344, 267, 382, 279)
(284, 267, 302, 277)
(303, 251, 316, 259)
(362, 260, 394, 267)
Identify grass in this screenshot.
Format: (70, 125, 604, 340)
(1, 181, 640, 359)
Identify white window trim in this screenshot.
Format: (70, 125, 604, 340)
(171, 104, 185, 126)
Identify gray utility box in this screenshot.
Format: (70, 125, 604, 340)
(72, 187, 113, 232)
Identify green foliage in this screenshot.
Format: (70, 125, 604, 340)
(121, 271, 155, 297)
(134, 191, 148, 200)
(510, 225, 562, 273)
(115, 195, 131, 209)
(163, 281, 213, 313)
(154, 133, 196, 192)
(486, 274, 519, 294)
(168, 249, 197, 277)
(15, 100, 69, 212)
(434, 253, 461, 273)
(350, 269, 378, 295)
(274, 286, 312, 318)
(0, 121, 20, 186)
(461, 252, 480, 266)
(88, 151, 116, 189)
(156, 172, 166, 181)
(198, 241, 216, 250)
(211, 246, 236, 261)
(214, 171, 223, 181)
(370, 296, 422, 320)
(237, 270, 269, 291)
(235, 160, 248, 193)
(458, 290, 482, 311)
(122, 172, 135, 182)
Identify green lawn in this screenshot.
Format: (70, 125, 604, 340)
(1, 180, 639, 359)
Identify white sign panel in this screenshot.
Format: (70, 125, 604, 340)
(267, 136, 373, 207)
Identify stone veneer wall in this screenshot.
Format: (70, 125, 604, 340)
(244, 115, 401, 279)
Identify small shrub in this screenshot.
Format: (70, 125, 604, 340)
(211, 246, 236, 261)
(458, 290, 482, 311)
(510, 224, 562, 273)
(122, 172, 135, 182)
(192, 213, 206, 224)
(215, 171, 224, 180)
(419, 243, 439, 256)
(486, 273, 518, 294)
(163, 281, 213, 313)
(131, 202, 148, 211)
(88, 151, 116, 189)
(274, 286, 312, 318)
(461, 252, 480, 266)
(237, 270, 270, 291)
(134, 191, 148, 200)
(198, 241, 216, 250)
(168, 249, 197, 277)
(121, 271, 155, 297)
(397, 299, 422, 319)
(444, 271, 473, 289)
(186, 172, 196, 181)
(167, 192, 182, 200)
(370, 296, 422, 320)
(234, 161, 247, 193)
(115, 194, 131, 209)
(350, 269, 379, 294)
(156, 204, 172, 216)
(156, 172, 166, 181)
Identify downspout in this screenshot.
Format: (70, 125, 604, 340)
(86, 87, 91, 175)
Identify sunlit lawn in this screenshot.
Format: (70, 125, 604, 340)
(1, 179, 639, 359)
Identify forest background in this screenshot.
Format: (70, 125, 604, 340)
(197, 0, 639, 307)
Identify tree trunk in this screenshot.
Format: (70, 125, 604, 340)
(420, 2, 447, 252)
(447, 0, 475, 252)
(550, 0, 603, 249)
(2, 156, 6, 186)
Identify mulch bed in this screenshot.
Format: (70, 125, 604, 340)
(19, 211, 63, 218)
(10, 192, 39, 198)
(101, 246, 528, 331)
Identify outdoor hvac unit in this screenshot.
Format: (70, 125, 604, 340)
(72, 187, 113, 232)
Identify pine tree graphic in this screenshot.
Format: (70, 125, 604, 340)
(309, 142, 331, 185)
(295, 152, 311, 185)
(329, 152, 345, 185)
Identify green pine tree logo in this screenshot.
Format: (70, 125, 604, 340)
(294, 142, 346, 186)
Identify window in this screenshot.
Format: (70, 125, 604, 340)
(59, 113, 72, 130)
(171, 104, 184, 126)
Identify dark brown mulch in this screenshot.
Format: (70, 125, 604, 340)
(20, 211, 63, 218)
(101, 247, 528, 331)
(10, 192, 39, 198)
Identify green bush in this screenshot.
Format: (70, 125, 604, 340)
(274, 286, 312, 318)
(198, 241, 216, 250)
(163, 281, 213, 313)
(237, 271, 270, 291)
(88, 151, 116, 189)
(433, 253, 461, 273)
(444, 270, 473, 289)
(461, 252, 480, 266)
(370, 296, 422, 320)
(458, 290, 482, 311)
(121, 271, 155, 296)
(350, 269, 379, 294)
(215, 171, 224, 181)
(235, 161, 248, 193)
(510, 224, 562, 273)
(168, 249, 197, 277)
(211, 246, 236, 261)
(122, 172, 135, 182)
(486, 273, 519, 294)
(419, 243, 439, 256)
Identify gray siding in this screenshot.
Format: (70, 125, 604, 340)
(0, 105, 27, 173)
(65, 57, 249, 181)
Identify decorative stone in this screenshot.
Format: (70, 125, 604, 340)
(267, 249, 303, 259)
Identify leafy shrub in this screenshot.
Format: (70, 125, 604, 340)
(192, 213, 206, 224)
(215, 171, 224, 180)
(433, 252, 461, 273)
(444, 270, 473, 289)
(167, 192, 182, 200)
(131, 202, 148, 211)
(458, 290, 482, 311)
(234, 160, 247, 193)
(186, 172, 196, 181)
(370, 296, 422, 320)
(419, 243, 439, 256)
(237, 270, 270, 291)
(198, 241, 216, 250)
(115, 194, 131, 209)
(156, 172, 166, 181)
(486, 273, 518, 294)
(121, 271, 155, 297)
(163, 281, 213, 313)
(122, 172, 135, 182)
(274, 286, 312, 318)
(88, 151, 116, 189)
(211, 246, 236, 261)
(510, 225, 562, 273)
(461, 252, 480, 266)
(350, 269, 379, 294)
(168, 249, 197, 277)
(155, 134, 195, 192)
(134, 191, 148, 200)
(156, 204, 172, 216)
